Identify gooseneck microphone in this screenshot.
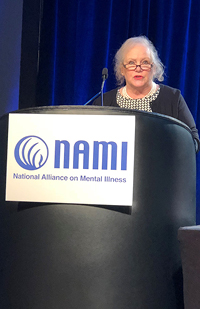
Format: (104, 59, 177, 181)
(101, 68, 108, 106)
(84, 67, 108, 106)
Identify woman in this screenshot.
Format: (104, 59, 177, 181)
(93, 36, 200, 152)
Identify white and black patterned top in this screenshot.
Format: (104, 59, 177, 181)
(116, 87, 160, 112)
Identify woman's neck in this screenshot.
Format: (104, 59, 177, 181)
(123, 83, 155, 99)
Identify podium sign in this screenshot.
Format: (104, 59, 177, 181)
(6, 113, 135, 206)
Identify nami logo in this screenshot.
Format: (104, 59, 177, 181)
(14, 135, 49, 170)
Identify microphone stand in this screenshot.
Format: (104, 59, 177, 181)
(84, 68, 108, 106)
(84, 91, 101, 106)
(101, 78, 106, 106)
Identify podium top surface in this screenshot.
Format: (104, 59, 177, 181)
(1, 105, 191, 134)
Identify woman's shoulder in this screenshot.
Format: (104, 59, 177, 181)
(159, 84, 181, 97)
(104, 88, 119, 97)
(93, 88, 119, 106)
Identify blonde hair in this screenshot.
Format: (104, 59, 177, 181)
(114, 36, 165, 85)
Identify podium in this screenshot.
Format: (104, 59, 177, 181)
(0, 106, 196, 309)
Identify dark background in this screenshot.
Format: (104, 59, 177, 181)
(0, 0, 23, 116)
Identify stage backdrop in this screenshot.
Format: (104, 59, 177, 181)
(19, 0, 200, 222)
(0, 0, 23, 117)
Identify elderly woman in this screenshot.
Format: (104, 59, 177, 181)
(93, 36, 199, 151)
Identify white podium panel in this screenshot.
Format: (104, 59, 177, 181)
(6, 113, 135, 205)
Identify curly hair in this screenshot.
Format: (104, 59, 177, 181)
(114, 36, 165, 86)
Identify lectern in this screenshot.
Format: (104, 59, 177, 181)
(0, 106, 196, 309)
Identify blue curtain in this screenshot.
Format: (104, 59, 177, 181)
(36, 0, 200, 221)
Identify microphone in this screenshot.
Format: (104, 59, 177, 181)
(101, 68, 108, 106)
(101, 67, 108, 83)
(84, 68, 108, 106)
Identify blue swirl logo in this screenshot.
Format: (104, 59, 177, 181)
(14, 136, 49, 170)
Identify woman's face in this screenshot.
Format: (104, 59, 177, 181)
(121, 44, 154, 91)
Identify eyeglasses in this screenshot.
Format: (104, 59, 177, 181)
(123, 63, 153, 71)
